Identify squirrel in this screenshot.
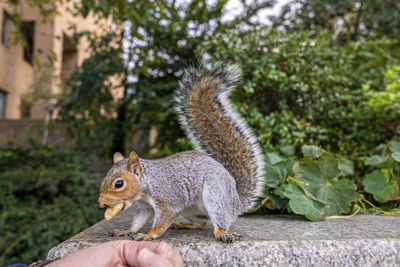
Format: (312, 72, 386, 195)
(98, 62, 265, 243)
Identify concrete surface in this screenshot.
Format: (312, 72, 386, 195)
(46, 210, 400, 266)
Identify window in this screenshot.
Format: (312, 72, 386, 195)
(2, 11, 12, 47)
(62, 35, 78, 81)
(0, 90, 6, 119)
(21, 21, 34, 64)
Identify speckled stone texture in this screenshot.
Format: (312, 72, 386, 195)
(47, 211, 400, 266)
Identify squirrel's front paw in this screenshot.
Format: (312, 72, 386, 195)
(130, 233, 155, 241)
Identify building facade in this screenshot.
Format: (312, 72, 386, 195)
(0, 0, 113, 120)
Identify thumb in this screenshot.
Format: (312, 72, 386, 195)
(136, 247, 175, 267)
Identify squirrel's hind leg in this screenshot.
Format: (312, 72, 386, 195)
(202, 183, 242, 243)
(214, 228, 242, 243)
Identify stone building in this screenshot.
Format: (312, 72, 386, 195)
(0, 0, 113, 120)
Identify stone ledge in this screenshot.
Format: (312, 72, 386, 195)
(47, 211, 400, 266)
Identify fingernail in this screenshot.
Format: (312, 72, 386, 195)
(139, 248, 153, 261)
(159, 242, 171, 257)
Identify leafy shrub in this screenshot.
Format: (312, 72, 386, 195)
(363, 64, 400, 128)
(250, 141, 400, 220)
(196, 30, 400, 219)
(197, 30, 400, 157)
(255, 145, 358, 221)
(0, 143, 103, 266)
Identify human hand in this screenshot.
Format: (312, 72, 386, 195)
(47, 240, 184, 267)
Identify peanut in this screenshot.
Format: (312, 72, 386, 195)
(104, 203, 124, 221)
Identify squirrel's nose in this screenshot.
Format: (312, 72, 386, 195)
(98, 197, 106, 209)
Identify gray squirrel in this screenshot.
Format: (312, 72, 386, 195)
(98, 62, 265, 243)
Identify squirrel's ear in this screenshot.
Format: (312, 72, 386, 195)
(113, 152, 124, 164)
(127, 151, 142, 177)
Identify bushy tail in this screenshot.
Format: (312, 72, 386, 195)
(175, 62, 265, 210)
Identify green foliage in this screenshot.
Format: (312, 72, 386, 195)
(362, 142, 400, 203)
(257, 141, 400, 220)
(8, 0, 399, 241)
(55, 32, 126, 159)
(0, 143, 103, 266)
(58, 0, 274, 159)
(284, 177, 327, 221)
(2, 2, 399, 266)
(272, 0, 400, 42)
(293, 154, 357, 216)
(364, 65, 400, 116)
(363, 170, 399, 203)
(301, 145, 323, 159)
(264, 155, 294, 187)
(259, 145, 358, 221)
(193, 24, 400, 220)
(198, 30, 400, 156)
(391, 142, 400, 163)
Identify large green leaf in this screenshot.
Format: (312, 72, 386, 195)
(390, 141, 400, 153)
(270, 187, 288, 209)
(390, 152, 400, 162)
(364, 155, 395, 168)
(283, 177, 326, 221)
(294, 155, 340, 184)
(363, 170, 400, 202)
(389, 141, 400, 164)
(293, 154, 357, 215)
(264, 159, 295, 187)
(265, 152, 286, 165)
(315, 179, 358, 215)
(391, 152, 400, 163)
(337, 156, 354, 176)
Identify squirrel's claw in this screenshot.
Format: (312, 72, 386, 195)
(217, 232, 242, 243)
(129, 233, 155, 241)
(109, 227, 134, 237)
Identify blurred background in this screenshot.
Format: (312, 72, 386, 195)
(0, 0, 399, 265)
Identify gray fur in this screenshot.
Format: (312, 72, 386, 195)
(100, 62, 265, 239)
(140, 151, 242, 219)
(104, 151, 242, 232)
(130, 200, 154, 233)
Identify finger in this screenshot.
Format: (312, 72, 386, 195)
(137, 247, 175, 267)
(118, 240, 159, 266)
(47, 241, 127, 267)
(154, 242, 184, 267)
(118, 240, 182, 267)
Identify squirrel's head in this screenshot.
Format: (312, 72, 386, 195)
(98, 151, 143, 217)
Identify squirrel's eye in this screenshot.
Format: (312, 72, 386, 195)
(114, 180, 124, 189)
